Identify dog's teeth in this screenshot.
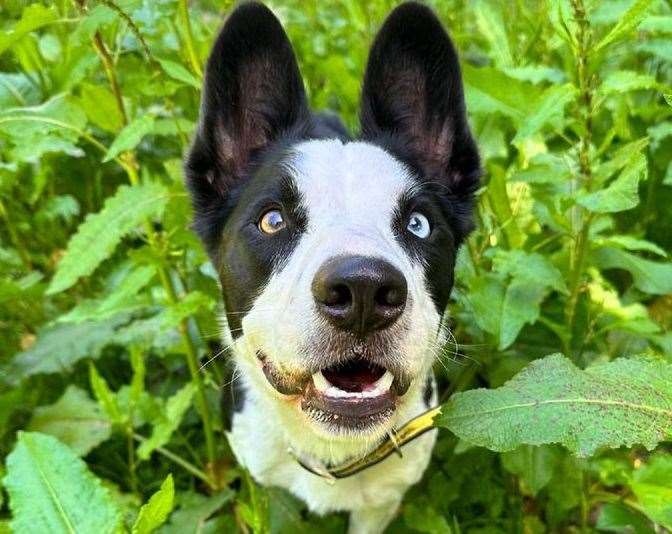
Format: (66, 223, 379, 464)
(312, 371, 330, 392)
(370, 370, 394, 394)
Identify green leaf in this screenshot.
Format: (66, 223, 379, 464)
(463, 65, 540, 120)
(404, 501, 453, 534)
(89, 364, 125, 425)
(473, 0, 513, 67)
(595, 0, 658, 51)
(596, 502, 655, 534)
(512, 84, 575, 146)
(157, 58, 200, 89)
(0, 5, 58, 56)
(577, 154, 646, 213)
(600, 71, 660, 94)
(436, 354, 672, 456)
(78, 83, 124, 133)
(58, 264, 156, 323)
(499, 278, 547, 350)
(159, 490, 234, 534)
(592, 246, 672, 295)
(664, 92, 672, 106)
(3, 432, 122, 534)
(594, 138, 649, 183)
(104, 115, 156, 162)
(3, 319, 123, 385)
(630, 454, 672, 528)
(501, 445, 561, 496)
(48, 182, 169, 294)
(137, 383, 196, 460)
(598, 235, 667, 258)
(132, 474, 175, 534)
(27, 386, 111, 456)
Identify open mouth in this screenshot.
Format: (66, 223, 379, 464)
(302, 357, 397, 430)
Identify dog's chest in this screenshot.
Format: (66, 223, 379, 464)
(228, 392, 437, 515)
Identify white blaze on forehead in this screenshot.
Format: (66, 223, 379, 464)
(289, 140, 414, 246)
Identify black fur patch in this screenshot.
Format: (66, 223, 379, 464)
(423, 375, 434, 408)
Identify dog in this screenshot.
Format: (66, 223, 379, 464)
(185, 2, 480, 532)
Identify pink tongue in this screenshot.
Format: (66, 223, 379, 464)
(322, 359, 386, 392)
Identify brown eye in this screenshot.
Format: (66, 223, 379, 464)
(258, 209, 286, 234)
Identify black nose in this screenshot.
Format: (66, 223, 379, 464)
(312, 256, 407, 337)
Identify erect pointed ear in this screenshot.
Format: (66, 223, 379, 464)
(360, 2, 480, 200)
(186, 2, 309, 199)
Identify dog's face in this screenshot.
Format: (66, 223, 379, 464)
(186, 2, 479, 446)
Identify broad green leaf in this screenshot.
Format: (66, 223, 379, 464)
(0, 95, 88, 161)
(502, 445, 561, 496)
(58, 264, 156, 323)
(132, 474, 175, 534)
(592, 247, 672, 295)
(27, 386, 111, 456)
(648, 121, 672, 149)
(512, 84, 575, 146)
(157, 59, 200, 89)
(3, 319, 123, 385)
(631, 454, 672, 528)
(78, 83, 124, 133)
(104, 115, 156, 162)
(600, 71, 660, 95)
(137, 383, 196, 460)
(499, 278, 547, 350)
(640, 14, 672, 33)
(48, 182, 169, 294)
(598, 235, 667, 258)
(594, 138, 649, 183)
(89, 364, 125, 425)
(493, 250, 568, 294)
(3, 432, 122, 534)
(436, 354, 672, 456)
(595, 0, 658, 51)
(463, 65, 540, 120)
(467, 274, 505, 339)
(404, 501, 452, 534)
(596, 503, 655, 534)
(0, 5, 58, 56)
(159, 490, 233, 534)
(664, 92, 672, 106)
(577, 154, 646, 213)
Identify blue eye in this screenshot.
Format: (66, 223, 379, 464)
(407, 212, 431, 239)
(259, 209, 286, 234)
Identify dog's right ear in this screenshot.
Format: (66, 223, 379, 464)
(186, 2, 308, 202)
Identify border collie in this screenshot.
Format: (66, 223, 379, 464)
(186, 2, 479, 532)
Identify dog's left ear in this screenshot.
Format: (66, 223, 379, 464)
(360, 2, 480, 200)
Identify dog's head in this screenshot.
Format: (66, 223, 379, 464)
(186, 2, 479, 452)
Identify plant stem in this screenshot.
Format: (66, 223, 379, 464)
(178, 0, 202, 77)
(566, 0, 595, 355)
(0, 199, 32, 269)
(133, 433, 211, 486)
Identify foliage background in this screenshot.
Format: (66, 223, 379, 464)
(0, 0, 671, 532)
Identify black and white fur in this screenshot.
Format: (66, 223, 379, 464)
(186, 3, 479, 532)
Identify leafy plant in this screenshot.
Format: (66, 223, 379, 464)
(0, 0, 670, 532)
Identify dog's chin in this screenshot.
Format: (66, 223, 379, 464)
(257, 352, 411, 436)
